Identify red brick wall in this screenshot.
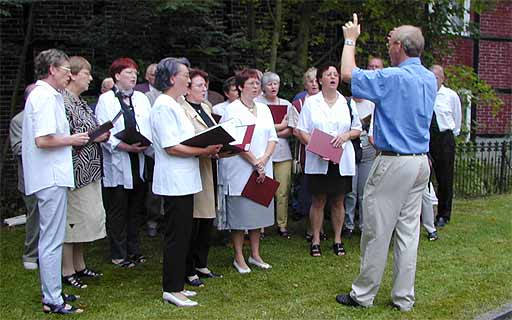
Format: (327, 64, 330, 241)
(443, 38, 473, 67)
(475, 1, 512, 135)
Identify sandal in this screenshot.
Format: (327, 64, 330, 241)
(305, 232, 328, 242)
(333, 242, 346, 256)
(113, 259, 136, 268)
(310, 244, 321, 257)
(62, 293, 80, 302)
(43, 302, 83, 314)
(128, 254, 147, 265)
(62, 274, 87, 289)
(76, 267, 103, 278)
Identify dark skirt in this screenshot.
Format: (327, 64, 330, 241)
(307, 162, 352, 195)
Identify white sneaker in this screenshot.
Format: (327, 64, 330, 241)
(162, 292, 198, 307)
(248, 256, 272, 269)
(23, 261, 38, 270)
(232, 260, 251, 274)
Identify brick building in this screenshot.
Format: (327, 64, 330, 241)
(443, 1, 511, 136)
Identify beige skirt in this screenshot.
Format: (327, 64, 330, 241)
(65, 180, 106, 243)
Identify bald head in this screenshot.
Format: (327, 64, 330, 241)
(368, 57, 384, 70)
(430, 65, 444, 90)
(392, 25, 424, 57)
(145, 63, 157, 86)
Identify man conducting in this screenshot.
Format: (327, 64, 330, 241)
(337, 14, 437, 311)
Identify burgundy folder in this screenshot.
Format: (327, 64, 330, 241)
(221, 124, 255, 153)
(268, 104, 288, 124)
(306, 128, 343, 164)
(88, 110, 123, 141)
(241, 171, 280, 207)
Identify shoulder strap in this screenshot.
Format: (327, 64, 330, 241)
(347, 97, 353, 122)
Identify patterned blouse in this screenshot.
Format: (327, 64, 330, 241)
(63, 90, 103, 189)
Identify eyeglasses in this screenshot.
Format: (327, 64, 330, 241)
(58, 66, 71, 73)
(191, 83, 207, 89)
(246, 80, 261, 87)
(386, 40, 400, 49)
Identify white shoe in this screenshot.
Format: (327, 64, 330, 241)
(232, 260, 251, 274)
(23, 261, 38, 270)
(180, 290, 197, 297)
(162, 292, 198, 307)
(248, 256, 272, 269)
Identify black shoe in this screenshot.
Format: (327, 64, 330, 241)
(336, 294, 362, 307)
(320, 232, 328, 241)
(277, 228, 291, 239)
(196, 270, 223, 278)
(435, 217, 448, 228)
(427, 231, 439, 241)
(342, 228, 353, 239)
(186, 277, 205, 287)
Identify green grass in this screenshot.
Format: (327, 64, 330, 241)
(1, 194, 511, 319)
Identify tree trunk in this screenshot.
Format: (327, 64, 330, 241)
(269, 0, 282, 72)
(295, 0, 312, 73)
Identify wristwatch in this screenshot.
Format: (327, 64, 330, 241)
(344, 39, 355, 46)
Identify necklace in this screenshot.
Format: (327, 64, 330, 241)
(241, 99, 256, 113)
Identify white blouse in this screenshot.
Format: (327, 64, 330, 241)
(22, 80, 74, 195)
(150, 94, 202, 196)
(220, 100, 278, 195)
(254, 96, 293, 162)
(95, 90, 152, 189)
(297, 91, 362, 176)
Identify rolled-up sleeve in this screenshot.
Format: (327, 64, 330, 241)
(351, 68, 395, 103)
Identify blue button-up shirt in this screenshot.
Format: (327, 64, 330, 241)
(351, 57, 437, 154)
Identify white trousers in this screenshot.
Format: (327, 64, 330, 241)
(36, 186, 68, 305)
(350, 154, 429, 311)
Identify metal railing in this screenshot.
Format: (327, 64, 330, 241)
(454, 140, 512, 197)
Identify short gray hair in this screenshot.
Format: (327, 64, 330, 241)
(261, 71, 280, 88)
(394, 25, 424, 57)
(154, 57, 190, 92)
(34, 48, 69, 80)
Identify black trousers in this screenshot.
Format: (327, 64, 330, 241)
(186, 218, 214, 277)
(103, 184, 146, 260)
(162, 194, 193, 293)
(429, 130, 455, 221)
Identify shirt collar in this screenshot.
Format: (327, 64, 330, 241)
(398, 57, 421, 67)
(35, 80, 61, 96)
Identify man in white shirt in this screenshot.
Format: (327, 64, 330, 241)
(23, 49, 89, 313)
(430, 65, 462, 227)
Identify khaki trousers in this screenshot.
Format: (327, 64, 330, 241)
(273, 160, 292, 228)
(350, 154, 429, 311)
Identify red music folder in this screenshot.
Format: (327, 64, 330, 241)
(306, 128, 343, 164)
(241, 171, 280, 207)
(268, 104, 288, 124)
(221, 124, 255, 153)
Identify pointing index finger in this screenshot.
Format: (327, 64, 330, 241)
(353, 13, 358, 25)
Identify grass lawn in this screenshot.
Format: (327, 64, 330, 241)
(0, 194, 511, 319)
